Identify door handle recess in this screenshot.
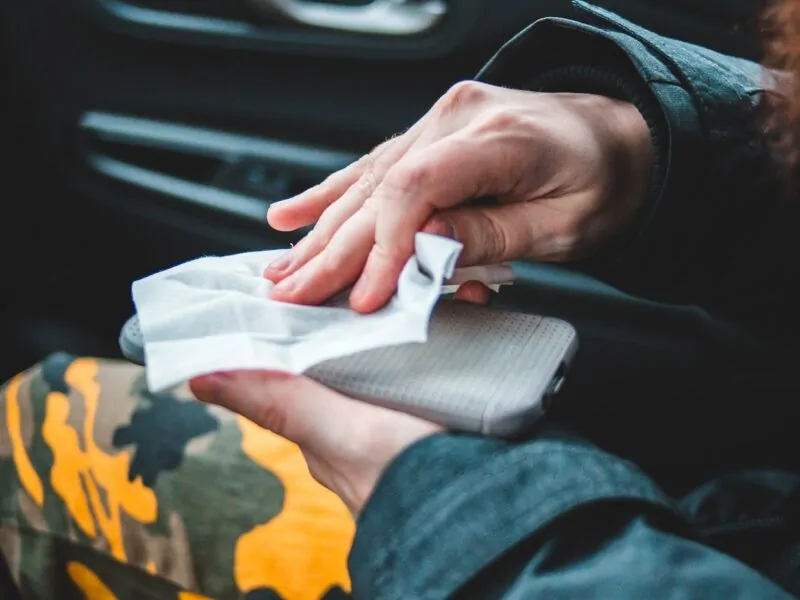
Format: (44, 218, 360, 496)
(77, 112, 358, 225)
(73, 0, 481, 59)
(247, 0, 447, 36)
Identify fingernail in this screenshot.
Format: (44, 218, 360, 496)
(350, 273, 370, 304)
(211, 371, 234, 379)
(424, 218, 456, 240)
(267, 252, 292, 274)
(440, 219, 456, 240)
(272, 273, 299, 295)
(202, 372, 234, 386)
(190, 372, 232, 401)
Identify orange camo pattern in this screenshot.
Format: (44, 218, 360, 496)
(0, 357, 354, 599)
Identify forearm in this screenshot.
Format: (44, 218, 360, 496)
(349, 430, 792, 599)
(476, 1, 794, 339)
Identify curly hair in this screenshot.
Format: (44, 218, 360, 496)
(762, 0, 800, 169)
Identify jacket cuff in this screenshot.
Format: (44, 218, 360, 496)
(527, 64, 669, 274)
(349, 432, 681, 600)
(472, 8, 711, 300)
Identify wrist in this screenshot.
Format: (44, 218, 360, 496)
(337, 408, 443, 515)
(528, 64, 668, 270)
(608, 97, 654, 227)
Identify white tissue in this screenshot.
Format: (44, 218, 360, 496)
(132, 233, 514, 392)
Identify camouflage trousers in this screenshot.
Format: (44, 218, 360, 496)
(0, 353, 355, 600)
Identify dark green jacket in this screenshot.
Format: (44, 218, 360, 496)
(348, 3, 800, 598)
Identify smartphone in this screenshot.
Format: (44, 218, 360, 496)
(119, 300, 577, 438)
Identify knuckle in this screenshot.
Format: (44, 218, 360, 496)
(373, 135, 397, 154)
(354, 151, 375, 171)
(355, 151, 375, 174)
(320, 169, 340, 187)
(252, 398, 288, 435)
(439, 80, 489, 113)
(382, 160, 432, 196)
(355, 168, 378, 194)
(295, 230, 326, 257)
(317, 246, 347, 278)
(349, 151, 388, 197)
(247, 375, 295, 434)
(323, 159, 360, 187)
(469, 210, 511, 263)
(358, 198, 380, 219)
(549, 214, 586, 261)
(375, 236, 409, 265)
(484, 213, 512, 260)
(345, 153, 375, 183)
(475, 107, 523, 133)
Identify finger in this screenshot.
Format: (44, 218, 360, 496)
(269, 209, 375, 304)
(266, 130, 427, 283)
(453, 281, 492, 305)
(263, 232, 316, 283)
(267, 158, 365, 232)
(424, 200, 580, 266)
(189, 370, 352, 449)
(265, 168, 384, 283)
(266, 97, 482, 290)
(350, 136, 515, 312)
(267, 129, 409, 232)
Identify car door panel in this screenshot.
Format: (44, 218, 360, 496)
(0, 0, 762, 379)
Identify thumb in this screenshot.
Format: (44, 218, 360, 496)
(423, 202, 573, 266)
(453, 281, 492, 305)
(189, 371, 350, 448)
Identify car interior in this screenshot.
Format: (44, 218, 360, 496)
(0, 0, 762, 384)
(0, 0, 767, 596)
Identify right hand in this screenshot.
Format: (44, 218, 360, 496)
(264, 81, 653, 312)
(189, 282, 489, 517)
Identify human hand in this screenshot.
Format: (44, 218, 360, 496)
(264, 81, 652, 313)
(188, 283, 490, 516)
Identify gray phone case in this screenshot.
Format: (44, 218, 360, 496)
(119, 300, 577, 438)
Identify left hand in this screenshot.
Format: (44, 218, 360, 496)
(263, 83, 652, 313)
(190, 282, 490, 515)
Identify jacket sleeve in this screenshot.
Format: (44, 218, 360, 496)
(476, 1, 798, 342)
(348, 432, 794, 600)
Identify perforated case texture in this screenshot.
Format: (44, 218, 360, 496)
(305, 301, 577, 437)
(119, 315, 145, 365)
(120, 300, 577, 437)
